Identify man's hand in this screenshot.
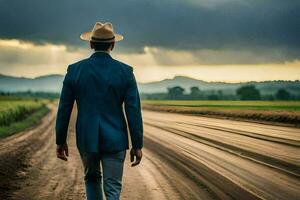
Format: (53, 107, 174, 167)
(130, 148, 143, 167)
(56, 144, 69, 161)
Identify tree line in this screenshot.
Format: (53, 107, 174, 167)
(0, 91, 60, 99)
(1, 86, 298, 101)
(141, 85, 300, 100)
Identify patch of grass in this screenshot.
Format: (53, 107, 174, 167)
(0, 101, 42, 125)
(0, 105, 49, 137)
(0, 99, 50, 137)
(142, 100, 300, 111)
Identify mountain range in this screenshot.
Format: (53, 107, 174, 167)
(1, 74, 299, 95)
(0, 74, 64, 93)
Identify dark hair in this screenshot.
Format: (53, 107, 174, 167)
(90, 41, 114, 51)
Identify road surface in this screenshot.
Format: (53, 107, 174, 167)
(0, 105, 299, 200)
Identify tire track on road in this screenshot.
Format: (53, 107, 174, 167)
(144, 120, 300, 177)
(143, 132, 259, 200)
(142, 116, 300, 200)
(176, 121, 300, 147)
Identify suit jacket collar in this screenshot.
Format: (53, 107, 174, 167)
(90, 51, 112, 59)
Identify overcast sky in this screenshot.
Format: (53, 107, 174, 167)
(0, 0, 299, 82)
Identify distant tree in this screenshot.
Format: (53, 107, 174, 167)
(190, 86, 201, 96)
(167, 86, 185, 99)
(207, 94, 220, 100)
(236, 85, 261, 100)
(216, 89, 224, 99)
(275, 89, 291, 100)
(262, 94, 275, 101)
(217, 90, 223, 96)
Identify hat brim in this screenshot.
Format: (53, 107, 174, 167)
(80, 31, 123, 42)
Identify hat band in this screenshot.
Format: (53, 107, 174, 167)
(91, 36, 115, 42)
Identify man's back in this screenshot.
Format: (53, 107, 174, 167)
(55, 21, 143, 200)
(55, 51, 143, 153)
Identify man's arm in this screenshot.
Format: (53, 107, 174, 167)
(55, 65, 75, 161)
(124, 68, 143, 166)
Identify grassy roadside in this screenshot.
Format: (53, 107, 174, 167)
(142, 100, 300, 127)
(0, 100, 50, 138)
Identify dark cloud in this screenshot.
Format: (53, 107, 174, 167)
(0, 0, 299, 63)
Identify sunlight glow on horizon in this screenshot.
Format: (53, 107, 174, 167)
(0, 39, 299, 83)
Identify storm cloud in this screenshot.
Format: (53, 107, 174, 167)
(0, 0, 299, 64)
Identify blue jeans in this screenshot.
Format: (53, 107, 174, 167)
(79, 150, 126, 200)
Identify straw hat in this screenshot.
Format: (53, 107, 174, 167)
(80, 22, 123, 43)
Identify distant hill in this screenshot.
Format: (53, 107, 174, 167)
(0, 74, 299, 95)
(0, 74, 64, 93)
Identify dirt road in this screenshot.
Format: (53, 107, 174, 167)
(0, 106, 299, 200)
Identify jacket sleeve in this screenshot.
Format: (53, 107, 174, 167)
(124, 68, 143, 149)
(55, 65, 75, 145)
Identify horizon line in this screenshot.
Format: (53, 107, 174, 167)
(1, 72, 299, 84)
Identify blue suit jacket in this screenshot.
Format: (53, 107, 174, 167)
(55, 51, 143, 153)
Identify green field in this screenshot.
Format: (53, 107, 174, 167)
(142, 100, 300, 111)
(0, 99, 49, 137)
(142, 100, 300, 126)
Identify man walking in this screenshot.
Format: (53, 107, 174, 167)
(55, 22, 143, 200)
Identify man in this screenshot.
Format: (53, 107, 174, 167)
(55, 22, 143, 200)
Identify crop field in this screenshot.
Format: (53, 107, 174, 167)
(0, 99, 49, 137)
(142, 100, 300, 126)
(142, 100, 300, 111)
